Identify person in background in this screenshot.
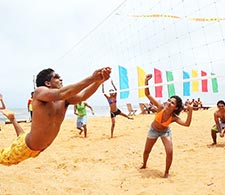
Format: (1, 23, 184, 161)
(144, 101, 158, 114)
(0, 94, 6, 131)
(0, 67, 111, 166)
(190, 98, 198, 110)
(196, 98, 202, 109)
(102, 80, 133, 138)
(185, 99, 191, 106)
(74, 101, 94, 138)
(0, 94, 6, 110)
(27, 91, 34, 121)
(140, 74, 193, 178)
(210, 100, 225, 145)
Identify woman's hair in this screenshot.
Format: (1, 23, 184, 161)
(36, 68, 54, 87)
(170, 95, 183, 115)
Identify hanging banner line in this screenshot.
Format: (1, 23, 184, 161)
(114, 74, 224, 93)
(129, 14, 225, 22)
(138, 74, 220, 88)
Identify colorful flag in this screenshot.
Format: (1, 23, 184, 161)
(137, 66, 146, 98)
(118, 65, 129, 99)
(211, 73, 218, 93)
(166, 71, 175, 97)
(192, 70, 199, 92)
(201, 70, 208, 92)
(154, 68, 163, 97)
(183, 71, 190, 96)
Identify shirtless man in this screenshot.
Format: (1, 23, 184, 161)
(211, 100, 225, 145)
(0, 67, 111, 166)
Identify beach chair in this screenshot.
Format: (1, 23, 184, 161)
(202, 106, 211, 110)
(126, 103, 137, 116)
(139, 103, 149, 114)
(143, 103, 157, 113)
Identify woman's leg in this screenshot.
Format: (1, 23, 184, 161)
(161, 136, 173, 178)
(111, 117, 115, 138)
(120, 112, 133, 119)
(140, 137, 157, 169)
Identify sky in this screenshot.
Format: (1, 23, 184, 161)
(1, 0, 225, 109)
(0, 0, 125, 108)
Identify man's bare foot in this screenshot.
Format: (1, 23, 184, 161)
(0, 109, 15, 121)
(79, 130, 83, 135)
(128, 117, 134, 120)
(140, 165, 146, 169)
(163, 172, 169, 178)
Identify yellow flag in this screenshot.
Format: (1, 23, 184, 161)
(192, 70, 199, 92)
(137, 66, 146, 98)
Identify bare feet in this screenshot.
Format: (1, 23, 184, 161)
(140, 164, 146, 169)
(79, 129, 83, 135)
(128, 117, 134, 120)
(0, 109, 15, 121)
(163, 172, 169, 178)
(207, 143, 217, 148)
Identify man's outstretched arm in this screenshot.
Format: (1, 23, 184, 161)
(35, 67, 111, 103)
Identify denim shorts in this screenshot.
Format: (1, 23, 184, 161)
(147, 126, 172, 138)
(77, 116, 87, 128)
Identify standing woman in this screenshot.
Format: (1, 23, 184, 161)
(140, 74, 193, 178)
(102, 80, 133, 138)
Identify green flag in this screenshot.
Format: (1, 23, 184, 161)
(166, 71, 175, 97)
(211, 73, 218, 93)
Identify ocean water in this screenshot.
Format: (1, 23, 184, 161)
(0, 105, 130, 124)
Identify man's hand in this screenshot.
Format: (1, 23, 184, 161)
(101, 67, 111, 82)
(92, 67, 111, 83)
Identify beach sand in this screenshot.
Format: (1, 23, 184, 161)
(1, 108, 225, 195)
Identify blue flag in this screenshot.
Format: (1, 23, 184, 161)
(183, 71, 190, 96)
(118, 65, 129, 99)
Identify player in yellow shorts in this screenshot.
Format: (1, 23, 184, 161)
(0, 67, 111, 166)
(0, 132, 40, 166)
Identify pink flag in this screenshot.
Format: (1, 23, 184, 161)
(154, 68, 163, 97)
(201, 70, 208, 92)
